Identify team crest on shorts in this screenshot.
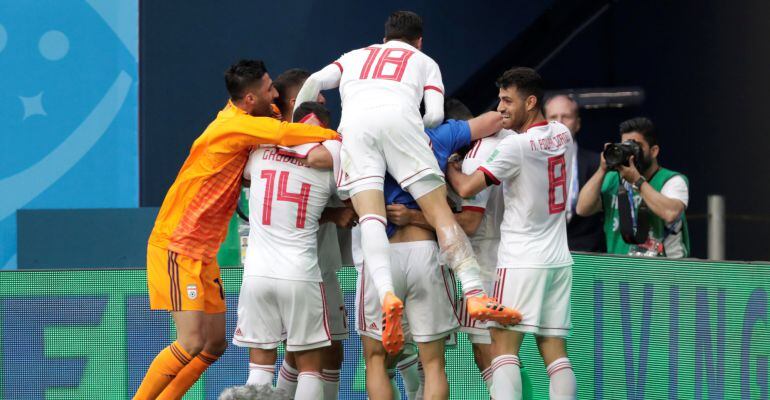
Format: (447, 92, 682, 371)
(186, 284, 198, 300)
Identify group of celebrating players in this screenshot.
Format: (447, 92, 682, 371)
(134, 10, 577, 400)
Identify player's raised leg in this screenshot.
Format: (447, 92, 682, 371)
(351, 189, 404, 355)
(411, 185, 520, 325)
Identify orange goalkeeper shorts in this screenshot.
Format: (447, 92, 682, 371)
(146, 244, 226, 313)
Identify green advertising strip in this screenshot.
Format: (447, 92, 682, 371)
(0, 254, 767, 399)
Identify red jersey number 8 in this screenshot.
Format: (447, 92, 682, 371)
(548, 155, 567, 214)
(359, 47, 414, 82)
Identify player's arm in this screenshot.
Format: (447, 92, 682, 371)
(320, 206, 357, 228)
(293, 63, 342, 114)
(451, 134, 521, 198)
(455, 208, 484, 236)
(446, 162, 490, 198)
(467, 111, 503, 141)
(422, 60, 445, 128)
(229, 115, 338, 147)
(386, 204, 433, 231)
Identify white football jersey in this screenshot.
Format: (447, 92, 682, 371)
(461, 129, 513, 271)
(317, 197, 344, 274)
(480, 121, 574, 269)
(333, 41, 444, 114)
(243, 146, 337, 281)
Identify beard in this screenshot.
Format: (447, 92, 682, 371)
(638, 150, 653, 172)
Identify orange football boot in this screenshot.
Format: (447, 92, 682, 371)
(466, 295, 522, 326)
(381, 292, 405, 355)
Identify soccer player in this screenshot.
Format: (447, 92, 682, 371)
(359, 100, 507, 400)
(447, 68, 577, 400)
(256, 68, 352, 400)
(295, 10, 517, 355)
(134, 60, 338, 400)
(233, 102, 341, 400)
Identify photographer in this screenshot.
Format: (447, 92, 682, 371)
(576, 117, 690, 257)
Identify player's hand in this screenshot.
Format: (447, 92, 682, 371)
(332, 207, 357, 229)
(618, 155, 641, 183)
(386, 204, 412, 226)
(446, 161, 463, 190)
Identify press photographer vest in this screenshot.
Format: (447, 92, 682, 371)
(601, 168, 690, 257)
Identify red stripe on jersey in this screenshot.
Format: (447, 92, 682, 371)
(332, 61, 343, 73)
(424, 85, 444, 94)
(477, 166, 501, 185)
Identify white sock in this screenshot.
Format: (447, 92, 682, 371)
(247, 363, 275, 386)
(295, 371, 324, 400)
(387, 368, 402, 400)
(321, 368, 340, 399)
(547, 357, 577, 400)
(276, 361, 299, 396)
(490, 355, 522, 400)
(397, 354, 420, 399)
(359, 214, 395, 303)
(436, 224, 485, 296)
(415, 362, 425, 400)
(481, 366, 493, 393)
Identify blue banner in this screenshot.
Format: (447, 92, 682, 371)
(0, 0, 138, 268)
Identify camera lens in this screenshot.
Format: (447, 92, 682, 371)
(604, 145, 624, 169)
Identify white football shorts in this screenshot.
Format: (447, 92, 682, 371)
(337, 105, 444, 200)
(487, 266, 572, 337)
(233, 276, 332, 352)
(355, 241, 459, 343)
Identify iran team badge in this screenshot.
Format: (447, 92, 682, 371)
(187, 284, 198, 300)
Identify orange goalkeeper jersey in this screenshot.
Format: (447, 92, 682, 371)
(148, 101, 338, 261)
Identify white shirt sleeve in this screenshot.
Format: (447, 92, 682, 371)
(293, 62, 342, 113)
(461, 141, 492, 210)
(422, 59, 445, 128)
(660, 175, 689, 208)
(479, 135, 523, 184)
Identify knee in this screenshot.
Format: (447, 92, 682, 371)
(177, 333, 206, 357)
(206, 336, 228, 357)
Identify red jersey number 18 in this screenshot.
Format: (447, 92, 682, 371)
(359, 47, 414, 82)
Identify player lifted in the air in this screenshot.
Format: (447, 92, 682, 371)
(448, 68, 577, 400)
(233, 102, 342, 400)
(294, 10, 518, 355)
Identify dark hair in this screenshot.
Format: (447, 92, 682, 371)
(224, 59, 268, 100)
(619, 117, 657, 147)
(384, 11, 423, 43)
(444, 98, 473, 121)
(496, 67, 544, 109)
(274, 68, 311, 114)
(293, 101, 331, 127)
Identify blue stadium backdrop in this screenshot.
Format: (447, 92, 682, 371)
(0, 0, 139, 269)
(0, 254, 768, 399)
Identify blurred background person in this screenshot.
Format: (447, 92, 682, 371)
(545, 95, 605, 252)
(576, 117, 690, 258)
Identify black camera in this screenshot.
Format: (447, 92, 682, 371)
(603, 140, 643, 170)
